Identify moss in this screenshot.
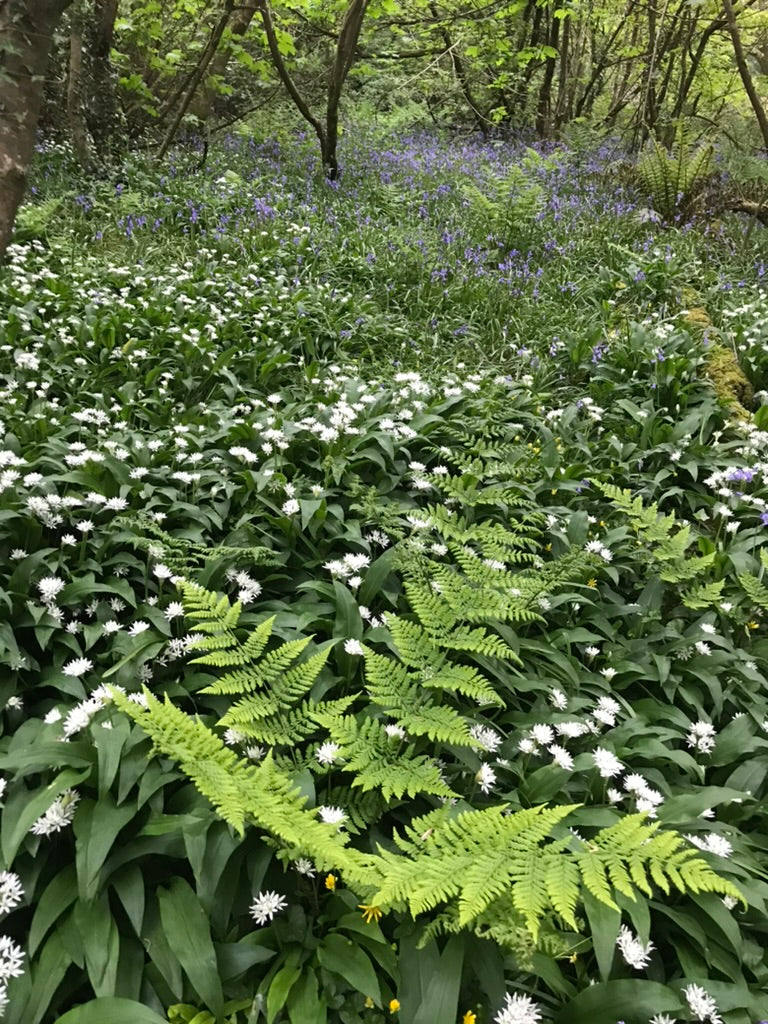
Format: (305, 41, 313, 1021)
(683, 306, 712, 333)
(705, 342, 753, 419)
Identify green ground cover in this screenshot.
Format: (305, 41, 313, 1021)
(0, 131, 767, 1024)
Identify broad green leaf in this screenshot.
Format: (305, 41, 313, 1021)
(74, 795, 136, 900)
(215, 940, 275, 982)
(412, 935, 463, 1024)
(94, 717, 131, 795)
(28, 865, 78, 955)
(267, 963, 302, 1024)
(583, 890, 620, 982)
(74, 895, 120, 996)
(110, 864, 146, 937)
(0, 741, 93, 774)
(10, 930, 71, 1024)
(659, 787, 752, 824)
(287, 968, 326, 1024)
(553, 981, 682, 1024)
(360, 547, 397, 605)
(53, 996, 168, 1023)
(317, 934, 380, 1003)
(158, 878, 224, 1017)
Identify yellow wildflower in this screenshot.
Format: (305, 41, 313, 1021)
(325, 874, 337, 891)
(358, 903, 383, 924)
(747, 621, 760, 630)
(389, 998, 401, 1013)
(364, 997, 375, 1009)
(587, 578, 598, 588)
(463, 1012, 477, 1024)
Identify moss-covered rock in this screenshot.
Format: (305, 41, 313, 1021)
(683, 306, 712, 333)
(705, 342, 753, 418)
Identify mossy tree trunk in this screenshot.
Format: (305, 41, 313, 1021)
(0, 0, 73, 259)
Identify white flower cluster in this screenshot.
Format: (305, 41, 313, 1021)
(323, 552, 370, 590)
(616, 923, 654, 969)
(225, 567, 262, 605)
(683, 983, 723, 1024)
(684, 832, 733, 859)
(494, 992, 542, 1024)
(585, 538, 612, 561)
(249, 890, 287, 926)
(611, 773, 665, 815)
(317, 805, 346, 827)
(686, 720, 716, 755)
(30, 790, 80, 836)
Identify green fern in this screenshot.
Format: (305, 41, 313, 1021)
(310, 712, 453, 801)
(739, 570, 768, 611)
(109, 686, 373, 883)
(369, 806, 743, 939)
(594, 480, 715, 585)
(636, 125, 713, 221)
(682, 580, 725, 610)
(110, 534, 744, 952)
(116, 513, 278, 576)
(363, 649, 474, 745)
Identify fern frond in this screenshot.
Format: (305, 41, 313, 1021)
(422, 663, 504, 707)
(739, 571, 768, 610)
(682, 580, 725, 609)
(110, 686, 374, 884)
(202, 636, 315, 693)
(370, 804, 577, 932)
(386, 615, 441, 669)
(111, 686, 250, 832)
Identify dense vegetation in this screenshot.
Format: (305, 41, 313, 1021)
(0, 125, 766, 1024)
(2, 1, 768, 1022)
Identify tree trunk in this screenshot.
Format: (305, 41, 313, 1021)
(554, 13, 571, 129)
(430, 1, 487, 135)
(194, 0, 258, 122)
(535, 12, 560, 136)
(258, 0, 328, 166)
(0, 0, 73, 259)
(259, 0, 368, 180)
(325, 0, 369, 178)
(156, 0, 235, 160)
(67, 0, 96, 169)
(85, 0, 120, 155)
(723, 0, 768, 151)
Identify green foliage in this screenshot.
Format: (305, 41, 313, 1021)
(6, 128, 768, 1024)
(593, 480, 716, 585)
(111, 685, 369, 882)
(370, 807, 741, 938)
(636, 127, 714, 222)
